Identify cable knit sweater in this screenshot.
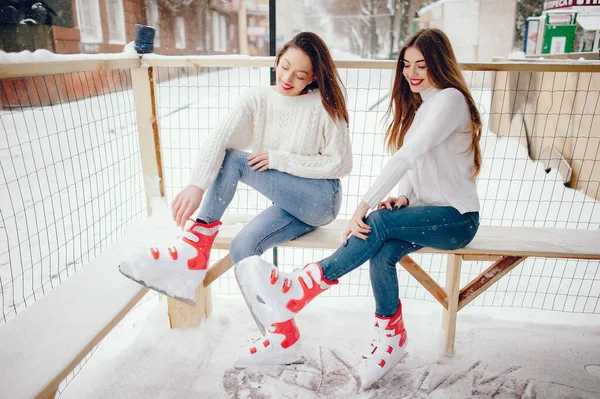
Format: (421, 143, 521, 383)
(362, 86, 480, 214)
(189, 87, 353, 190)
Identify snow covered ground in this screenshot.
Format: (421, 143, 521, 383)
(59, 294, 600, 398)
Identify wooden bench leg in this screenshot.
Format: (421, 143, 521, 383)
(41, 388, 58, 398)
(167, 283, 212, 328)
(442, 254, 462, 357)
(167, 255, 232, 329)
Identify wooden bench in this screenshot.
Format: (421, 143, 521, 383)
(169, 216, 600, 357)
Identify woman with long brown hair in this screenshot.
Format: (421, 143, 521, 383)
(235, 28, 482, 388)
(119, 32, 352, 305)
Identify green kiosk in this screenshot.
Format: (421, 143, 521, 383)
(541, 10, 578, 54)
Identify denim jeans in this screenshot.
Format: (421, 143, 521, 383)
(197, 150, 342, 264)
(320, 206, 479, 317)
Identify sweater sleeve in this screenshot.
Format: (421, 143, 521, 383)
(396, 174, 414, 201)
(362, 89, 469, 208)
(188, 91, 255, 190)
(268, 117, 353, 179)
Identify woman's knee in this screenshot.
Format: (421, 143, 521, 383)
(365, 209, 390, 237)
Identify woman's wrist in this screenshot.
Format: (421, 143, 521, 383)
(354, 201, 370, 219)
(399, 196, 409, 207)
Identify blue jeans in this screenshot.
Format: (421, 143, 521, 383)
(197, 150, 342, 264)
(320, 206, 479, 317)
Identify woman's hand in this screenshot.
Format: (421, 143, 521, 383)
(248, 152, 270, 171)
(171, 185, 204, 229)
(377, 196, 409, 210)
(342, 201, 371, 245)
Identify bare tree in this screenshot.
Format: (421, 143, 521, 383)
(320, 0, 427, 59)
(398, 0, 412, 46)
(320, 0, 388, 58)
(514, 0, 543, 51)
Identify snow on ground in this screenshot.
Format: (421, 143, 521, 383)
(60, 294, 600, 398)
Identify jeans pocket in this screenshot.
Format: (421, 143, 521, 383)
(455, 212, 479, 249)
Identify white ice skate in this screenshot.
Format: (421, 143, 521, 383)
(118, 220, 221, 305)
(359, 301, 408, 389)
(235, 318, 303, 368)
(234, 255, 338, 334)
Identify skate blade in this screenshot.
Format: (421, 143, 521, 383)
(118, 265, 196, 306)
(234, 265, 266, 336)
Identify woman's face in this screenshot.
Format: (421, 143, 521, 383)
(402, 46, 432, 93)
(275, 47, 316, 96)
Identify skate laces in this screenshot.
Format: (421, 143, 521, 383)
(362, 322, 381, 360)
(244, 326, 276, 348)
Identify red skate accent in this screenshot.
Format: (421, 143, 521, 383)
(379, 360, 386, 367)
(249, 347, 257, 355)
(377, 301, 408, 347)
(168, 247, 178, 260)
(270, 269, 278, 284)
(387, 346, 393, 354)
(285, 263, 337, 313)
(181, 220, 222, 271)
(150, 248, 159, 260)
(262, 340, 270, 347)
(282, 278, 291, 294)
(270, 318, 300, 349)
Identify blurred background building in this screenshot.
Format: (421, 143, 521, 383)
(3, 1, 596, 61)
(417, 0, 518, 62)
(0, 0, 275, 56)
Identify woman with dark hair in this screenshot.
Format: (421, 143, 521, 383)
(119, 32, 352, 305)
(235, 28, 482, 388)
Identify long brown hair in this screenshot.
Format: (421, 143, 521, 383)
(276, 32, 349, 124)
(386, 28, 482, 178)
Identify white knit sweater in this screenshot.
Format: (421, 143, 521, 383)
(362, 86, 480, 214)
(189, 87, 353, 190)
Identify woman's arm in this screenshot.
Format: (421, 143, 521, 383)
(361, 89, 468, 208)
(396, 174, 414, 203)
(188, 92, 255, 190)
(268, 118, 353, 179)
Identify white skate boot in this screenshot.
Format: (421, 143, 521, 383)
(235, 318, 303, 368)
(234, 255, 338, 334)
(118, 219, 221, 305)
(359, 301, 408, 389)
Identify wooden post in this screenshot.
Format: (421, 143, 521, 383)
(42, 388, 58, 398)
(168, 255, 232, 329)
(168, 284, 213, 329)
(130, 65, 165, 215)
(442, 254, 462, 357)
(399, 256, 448, 308)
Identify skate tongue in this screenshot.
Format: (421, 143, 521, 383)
(191, 224, 220, 236)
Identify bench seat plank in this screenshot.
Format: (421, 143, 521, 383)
(214, 217, 600, 260)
